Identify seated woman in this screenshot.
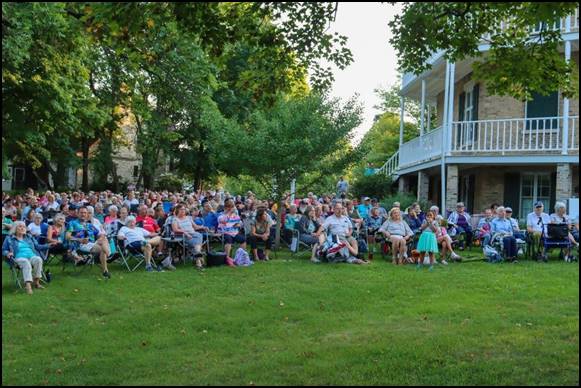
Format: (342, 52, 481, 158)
(475, 208, 494, 248)
(550, 201, 579, 261)
(27, 213, 45, 239)
(46, 214, 68, 256)
(248, 208, 273, 261)
(297, 206, 324, 263)
(2, 221, 53, 294)
(345, 200, 363, 232)
(379, 208, 414, 265)
(218, 200, 247, 265)
(172, 205, 208, 270)
(437, 219, 462, 264)
(490, 206, 518, 263)
(447, 202, 473, 250)
(118, 216, 162, 272)
(403, 206, 422, 235)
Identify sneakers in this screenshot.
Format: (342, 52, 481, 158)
(451, 252, 462, 261)
(102, 271, 111, 279)
(145, 265, 154, 272)
(311, 257, 321, 264)
(440, 260, 448, 266)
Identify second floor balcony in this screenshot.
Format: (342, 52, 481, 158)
(397, 115, 579, 170)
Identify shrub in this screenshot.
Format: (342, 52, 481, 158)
(351, 174, 394, 201)
(380, 193, 432, 213)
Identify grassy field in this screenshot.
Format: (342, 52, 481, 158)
(2, 249, 579, 386)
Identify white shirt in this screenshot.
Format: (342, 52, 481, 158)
(550, 213, 571, 225)
(27, 223, 42, 236)
(526, 212, 550, 233)
(118, 226, 150, 245)
(322, 215, 352, 237)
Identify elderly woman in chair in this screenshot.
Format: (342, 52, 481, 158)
(490, 206, 519, 263)
(550, 201, 579, 262)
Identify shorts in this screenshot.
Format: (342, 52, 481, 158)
(224, 233, 246, 245)
(128, 241, 146, 253)
(79, 242, 96, 253)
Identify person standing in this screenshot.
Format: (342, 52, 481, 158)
(336, 177, 349, 199)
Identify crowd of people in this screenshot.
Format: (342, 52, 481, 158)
(2, 187, 579, 294)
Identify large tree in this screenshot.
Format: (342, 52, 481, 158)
(389, 2, 579, 100)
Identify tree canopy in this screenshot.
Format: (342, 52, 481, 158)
(389, 2, 579, 100)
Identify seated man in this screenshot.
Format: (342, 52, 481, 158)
(526, 201, 551, 261)
(201, 201, 219, 232)
(490, 206, 518, 263)
(118, 216, 162, 272)
(66, 206, 112, 278)
(136, 205, 165, 259)
(345, 200, 364, 232)
(365, 207, 384, 259)
(356, 197, 372, 221)
(317, 202, 368, 264)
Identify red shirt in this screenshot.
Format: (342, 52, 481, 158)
(136, 216, 160, 234)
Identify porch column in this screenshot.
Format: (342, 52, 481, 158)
(562, 40, 571, 155)
(398, 175, 408, 193)
(420, 79, 426, 136)
(556, 163, 573, 202)
(446, 165, 459, 211)
(426, 105, 431, 133)
(446, 62, 456, 155)
(418, 171, 430, 202)
(441, 61, 451, 212)
(399, 96, 405, 146)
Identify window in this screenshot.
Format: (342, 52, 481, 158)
(520, 173, 551, 216)
(133, 165, 139, 178)
(13, 167, 25, 183)
(526, 91, 559, 131)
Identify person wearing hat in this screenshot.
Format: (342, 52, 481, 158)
(447, 202, 473, 250)
(505, 207, 526, 241)
(357, 197, 372, 220)
(371, 198, 388, 219)
(491, 206, 519, 263)
(526, 201, 551, 261)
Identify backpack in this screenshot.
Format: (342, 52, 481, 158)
(234, 248, 253, 267)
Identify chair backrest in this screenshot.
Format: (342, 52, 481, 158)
(547, 223, 569, 240)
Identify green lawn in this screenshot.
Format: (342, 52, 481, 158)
(2, 250, 579, 386)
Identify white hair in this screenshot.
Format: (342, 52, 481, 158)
(430, 205, 439, 212)
(108, 205, 119, 213)
(554, 201, 567, 212)
(10, 221, 26, 235)
(54, 213, 66, 223)
(497, 206, 505, 214)
(126, 215, 136, 224)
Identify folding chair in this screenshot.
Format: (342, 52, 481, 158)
(289, 229, 312, 255)
(4, 256, 23, 290)
(116, 238, 149, 272)
(542, 224, 573, 261)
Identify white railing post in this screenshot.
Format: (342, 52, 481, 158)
(563, 40, 571, 155)
(441, 62, 451, 213)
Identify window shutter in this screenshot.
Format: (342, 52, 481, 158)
(458, 92, 466, 122)
(550, 172, 557, 211)
(504, 173, 521, 218)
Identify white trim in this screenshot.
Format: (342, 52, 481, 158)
(519, 173, 552, 217)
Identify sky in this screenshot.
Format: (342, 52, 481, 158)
(318, 2, 403, 144)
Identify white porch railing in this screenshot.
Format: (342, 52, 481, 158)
(399, 126, 443, 168)
(451, 116, 579, 154)
(376, 151, 399, 178)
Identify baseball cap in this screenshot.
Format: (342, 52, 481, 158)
(534, 201, 544, 208)
(363, 197, 371, 201)
(506, 207, 513, 212)
(456, 202, 465, 208)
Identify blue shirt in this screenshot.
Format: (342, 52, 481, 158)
(357, 204, 372, 219)
(17, 239, 36, 259)
(491, 218, 514, 235)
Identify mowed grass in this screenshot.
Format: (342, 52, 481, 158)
(2, 249, 579, 386)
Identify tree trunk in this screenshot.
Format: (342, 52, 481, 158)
(194, 144, 204, 191)
(82, 138, 89, 192)
(275, 198, 285, 249)
(54, 161, 67, 189)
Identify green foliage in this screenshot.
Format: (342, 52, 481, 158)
(389, 2, 579, 100)
(380, 192, 432, 213)
(212, 93, 364, 202)
(155, 173, 184, 193)
(351, 174, 394, 201)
